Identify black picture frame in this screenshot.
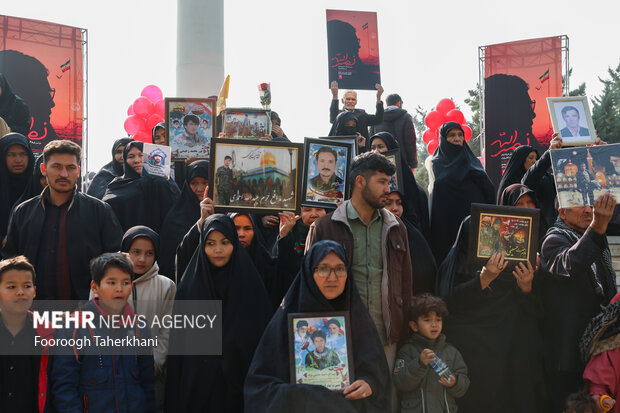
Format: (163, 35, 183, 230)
(221, 108, 272, 139)
(302, 138, 353, 208)
(288, 311, 354, 391)
(383, 149, 403, 194)
(468, 203, 540, 269)
(164, 97, 216, 161)
(208, 138, 303, 214)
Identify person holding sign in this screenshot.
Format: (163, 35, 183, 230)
(245, 240, 390, 412)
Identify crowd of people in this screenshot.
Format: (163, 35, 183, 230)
(0, 74, 618, 413)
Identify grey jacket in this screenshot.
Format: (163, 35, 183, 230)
(394, 333, 469, 413)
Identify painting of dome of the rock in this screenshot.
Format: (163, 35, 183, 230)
(209, 138, 303, 213)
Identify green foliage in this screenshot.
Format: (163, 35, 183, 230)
(592, 61, 620, 143)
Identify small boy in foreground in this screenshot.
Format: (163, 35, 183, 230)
(50, 253, 155, 413)
(393, 294, 469, 413)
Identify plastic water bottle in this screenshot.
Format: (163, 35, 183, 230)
(429, 355, 453, 379)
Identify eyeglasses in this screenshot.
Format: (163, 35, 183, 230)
(530, 100, 536, 111)
(49, 88, 56, 99)
(314, 265, 347, 278)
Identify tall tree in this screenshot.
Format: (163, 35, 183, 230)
(592, 61, 620, 143)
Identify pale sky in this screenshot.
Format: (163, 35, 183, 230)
(3, 0, 619, 171)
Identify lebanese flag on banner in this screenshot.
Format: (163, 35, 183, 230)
(539, 68, 550, 83)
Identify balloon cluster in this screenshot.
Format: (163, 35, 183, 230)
(124, 85, 165, 143)
(422, 98, 472, 155)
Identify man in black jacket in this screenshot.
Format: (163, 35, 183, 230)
(370, 93, 418, 169)
(2, 140, 122, 301)
(540, 192, 618, 413)
(329, 80, 384, 145)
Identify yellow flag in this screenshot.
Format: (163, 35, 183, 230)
(217, 75, 230, 116)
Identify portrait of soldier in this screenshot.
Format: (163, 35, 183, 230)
(309, 146, 343, 195)
(304, 330, 341, 370)
(176, 114, 204, 148)
(215, 155, 235, 205)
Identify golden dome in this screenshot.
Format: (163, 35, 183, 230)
(260, 151, 276, 167)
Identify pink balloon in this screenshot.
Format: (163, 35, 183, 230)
(427, 139, 439, 155)
(154, 99, 165, 118)
(141, 85, 163, 103)
(146, 114, 164, 132)
(425, 111, 445, 130)
(127, 104, 135, 116)
(133, 96, 154, 117)
(436, 98, 456, 114)
(422, 129, 437, 144)
(132, 131, 151, 143)
(462, 124, 473, 141)
(124, 115, 145, 135)
(445, 109, 466, 125)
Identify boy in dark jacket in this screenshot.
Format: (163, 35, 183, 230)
(50, 253, 155, 413)
(0, 255, 53, 413)
(393, 294, 469, 413)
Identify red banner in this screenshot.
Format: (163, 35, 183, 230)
(0, 15, 84, 152)
(326, 9, 380, 90)
(484, 36, 562, 188)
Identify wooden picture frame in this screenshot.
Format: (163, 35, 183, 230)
(547, 96, 597, 146)
(288, 311, 354, 391)
(222, 108, 272, 139)
(165, 97, 216, 161)
(383, 149, 403, 194)
(208, 138, 303, 214)
(302, 138, 353, 208)
(468, 203, 540, 269)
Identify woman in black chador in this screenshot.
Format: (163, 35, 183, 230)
(165, 214, 272, 413)
(429, 122, 495, 265)
(245, 240, 390, 413)
(496, 145, 538, 204)
(87, 137, 133, 199)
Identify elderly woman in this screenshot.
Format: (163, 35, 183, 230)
(245, 240, 390, 412)
(496, 145, 538, 204)
(428, 122, 495, 264)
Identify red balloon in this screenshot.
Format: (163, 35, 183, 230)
(146, 114, 164, 132)
(124, 115, 145, 135)
(132, 131, 151, 143)
(127, 104, 135, 116)
(141, 85, 163, 103)
(422, 129, 437, 144)
(436, 98, 456, 114)
(133, 96, 154, 117)
(154, 99, 165, 118)
(425, 110, 445, 130)
(445, 109, 465, 125)
(427, 139, 439, 155)
(462, 124, 473, 141)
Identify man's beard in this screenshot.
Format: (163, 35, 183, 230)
(362, 185, 385, 210)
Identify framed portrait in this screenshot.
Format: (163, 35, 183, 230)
(302, 138, 353, 208)
(222, 108, 272, 139)
(319, 136, 358, 159)
(468, 204, 540, 269)
(383, 149, 403, 193)
(142, 143, 171, 179)
(208, 138, 303, 214)
(547, 96, 596, 146)
(288, 312, 354, 391)
(550, 143, 620, 209)
(165, 98, 216, 160)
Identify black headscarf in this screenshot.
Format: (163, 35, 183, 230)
(86, 138, 133, 199)
(245, 240, 391, 413)
(11, 153, 44, 212)
(102, 141, 178, 233)
(0, 74, 31, 135)
(0, 132, 34, 237)
(498, 183, 537, 208)
(152, 122, 165, 144)
(121, 225, 160, 260)
(328, 111, 360, 137)
(436, 216, 545, 412)
(496, 145, 537, 204)
(165, 214, 272, 413)
(429, 122, 495, 264)
(158, 160, 209, 278)
(370, 131, 430, 240)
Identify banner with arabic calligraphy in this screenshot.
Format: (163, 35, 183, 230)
(484, 36, 562, 188)
(0, 15, 84, 152)
(326, 9, 380, 91)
